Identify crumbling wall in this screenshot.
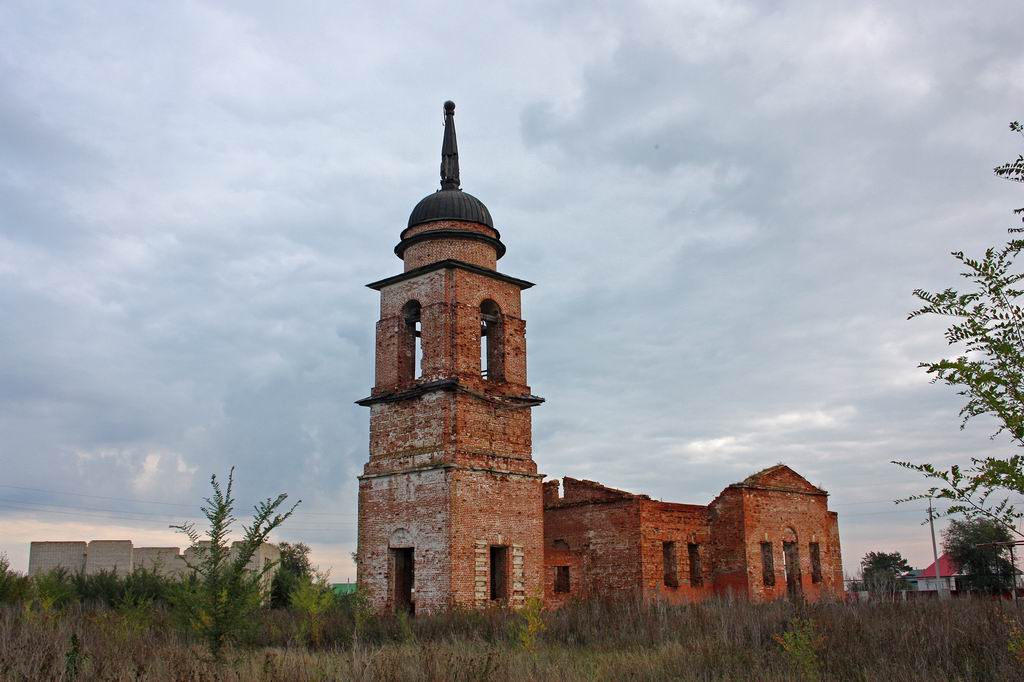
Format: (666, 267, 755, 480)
(544, 481, 643, 600)
(638, 500, 712, 603)
(547, 466, 845, 606)
(708, 487, 750, 598)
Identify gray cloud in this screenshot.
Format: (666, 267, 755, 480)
(1, 0, 1022, 577)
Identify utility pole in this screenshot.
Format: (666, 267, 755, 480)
(1011, 544, 1019, 604)
(975, 539, 1024, 603)
(928, 498, 948, 599)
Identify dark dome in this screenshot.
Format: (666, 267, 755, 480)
(407, 188, 493, 229)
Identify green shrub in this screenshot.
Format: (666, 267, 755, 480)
(0, 554, 31, 604)
(72, 569, 124, 607)
(512, 596, 546, 651)
(290, 571, 336, 647)
(171, 467, 297, 659)
(773, 617, 824, 682)
(32, 568, 76, 612)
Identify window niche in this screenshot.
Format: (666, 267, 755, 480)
(479, 300, 504, 381)
(687, 543, 703, 587)
(401, 300, 423, 382)
(810, 542, 823, 584)
(761, 542, 775, 586)
(662, 541, 679, 588)
(554, 566, 571, 593)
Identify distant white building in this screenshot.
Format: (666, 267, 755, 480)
(28, 539, 281, 592)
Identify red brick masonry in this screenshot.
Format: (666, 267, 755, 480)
(543, 466, 844, 607)
(357, 140, 843, 613)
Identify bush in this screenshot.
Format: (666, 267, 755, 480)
(289, 572, 336, 648)
(171, 468, 297, 659)
(32, 568, 76, 612)
(0, 554, 31, 605)
(72, 569, 124, 607)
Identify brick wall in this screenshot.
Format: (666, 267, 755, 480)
(708, 488, 751, 598)
(358, 468, 455, 613)
(544, 481, 643, 601)
(638, 500, 712, 603)
(543, 467, 844, 606)
(450, 469, 543, 609)
(712, 466, 845, 602)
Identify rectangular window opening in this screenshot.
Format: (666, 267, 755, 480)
(761, 542, 775, 587)
(662, 541, 679, 588)
(687, 543, 703, 587)
(810, 542, 822, 584)
(490, 546, 508, 602)
(554, 566, 570, 593)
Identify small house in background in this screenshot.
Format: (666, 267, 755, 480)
(905, 553, 960, 592)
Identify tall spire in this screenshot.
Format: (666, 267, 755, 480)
(440, 100, 460, 190)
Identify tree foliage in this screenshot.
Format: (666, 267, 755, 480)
(942, 517, 1015, 591)
(270, 541, 313, 609)
(895, 121, 1024, 538)
(0, 554, 31, 605)
(859, 551, 911, 592)
(171, 467, 298, 659)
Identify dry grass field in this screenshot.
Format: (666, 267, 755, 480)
(1, 595, 1023, 681)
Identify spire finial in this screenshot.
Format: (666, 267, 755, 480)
(440, 100, 460, 190)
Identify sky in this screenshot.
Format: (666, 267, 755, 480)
(1, 1, 1023, 581)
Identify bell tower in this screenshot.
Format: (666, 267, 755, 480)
(356, 101, 544, 614)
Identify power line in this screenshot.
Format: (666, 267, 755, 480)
(0, 502, 354, 531)
(0, 483, 356, 516)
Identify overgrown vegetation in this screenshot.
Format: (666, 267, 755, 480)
(857, 551, 912, 593)
(270, 541, 313, 608)
(171, 467, 298, 659)
(0, 592, 1020, 681)
(944, 517, 1017, 591)
(897, 120, 1024, 537)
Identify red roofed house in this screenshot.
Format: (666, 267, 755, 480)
(908, 553, 960, 592)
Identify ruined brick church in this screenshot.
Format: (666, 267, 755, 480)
(356, 102, 844, 614)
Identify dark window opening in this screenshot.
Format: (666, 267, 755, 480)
(554, 566, 570, 593)
(761, 542, 775, 586)
(688, 543, 703, 587)
(391, 547, 414, 615)
(662, 541, 679, 588)
(490, 545, 508, 601)
(810, 543, 822, 584)
(552, 539, 570, 551)
(784, 541, 802, 599)
(480, 300, 504, 381)
(401, 301, 423, 382)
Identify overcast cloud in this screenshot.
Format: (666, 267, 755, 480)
(2, 1, 1023, 579)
